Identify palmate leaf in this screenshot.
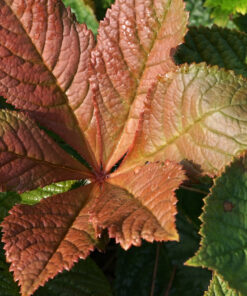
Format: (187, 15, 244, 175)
(90, 0, 188, 170)
(1, 0, 247, 295)
(187, 156, 247, 295)
(0, 0, 190, 294)
(119, 63, 247, 176)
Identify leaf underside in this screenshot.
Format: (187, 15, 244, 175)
(1, 185, 98, 296)
(187, 156, 247, 295)
(120, 63, 247, 176)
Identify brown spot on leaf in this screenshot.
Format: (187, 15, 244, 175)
(223, 201, 234, 212)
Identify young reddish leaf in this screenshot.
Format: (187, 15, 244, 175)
(91, 161, 186, 250)
(1, 184, 98, 296)
(91, 0, 188, 170)
(119, 63, 247, 176)
(0, 110, 89, 193)
(0, 0, 98, 167)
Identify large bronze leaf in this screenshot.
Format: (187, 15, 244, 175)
(119, 64, 247, 176)
(0, 0, 98, 167)
(0, 110, 89, 192)
(91, 161, 186, 249)
(1, 185, 98, 296)
(90, 0, 188, 170)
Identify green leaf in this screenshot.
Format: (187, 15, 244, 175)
(20, 180, 80, 205)
(62, 0, 99, 35)
(185, 0, 213, 27)
(166, 213, 211, 296)
(205, 274, 240, 296)
(36, 257, 112, 296)
(175, 26, 247, 77)
(205, 0, 247, 26)
(233, 14, 247, 33)
(187, 156, 247, 295)
(205, 273, 241, 296)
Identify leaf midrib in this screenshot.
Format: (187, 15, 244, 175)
(105, 0, 173, 169)
(147, 102, 247, 159)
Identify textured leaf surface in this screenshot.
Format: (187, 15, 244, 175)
(175, 26, 247, 77)
(205, 274, 240, 296)
(120, 64, 247, 176)
(91, 161, 186, 249)
(62, 0, 99, 34)
(0, 110, 89, 192)
(2, 185, 98, 296)
(21, 180, 77, 205)
(36, 257, 112, 296)
(0, 0, 98, 166)
(187, 156, 247, 295)
(91, 0, 188, 170)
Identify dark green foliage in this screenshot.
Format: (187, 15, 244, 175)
(36, 258, 112, 296)
(175, 26, 247, 77)
(115, 242, 171, 296)
(115, 203, 211, 296)
(188, 157, 247, 295)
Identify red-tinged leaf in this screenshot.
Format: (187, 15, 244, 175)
(119, 64, 247, 176)
(91, 0, 188, 170)
(91, 161, 186, 250)
(0, 110, 90, 193)
(1, 184, 98, 296)
(0, 0, 98, 167)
